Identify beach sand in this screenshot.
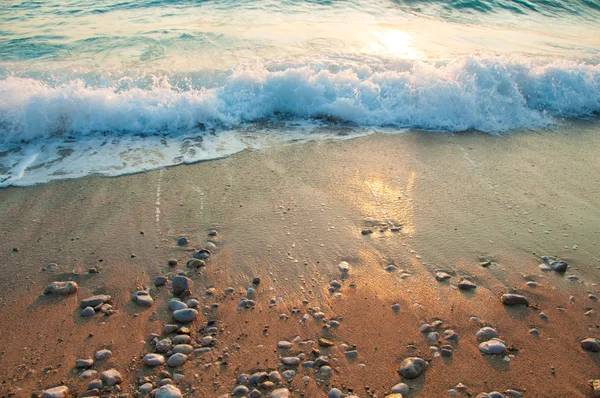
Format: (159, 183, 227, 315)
(1, 121, 600, 397)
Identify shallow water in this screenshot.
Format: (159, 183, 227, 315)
(1, 0, 599, 186)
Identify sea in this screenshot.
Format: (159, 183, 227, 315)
(1, 0, 599, 187)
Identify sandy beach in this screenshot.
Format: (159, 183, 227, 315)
(1, 122, 600, 397)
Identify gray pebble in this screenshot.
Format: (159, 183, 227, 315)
(282, 357, 300, 366)
(94, 349, 112, 360)
(187, 299, 199, 308)
(169, 299, 188, 312)
(186, 259, 205, 268)
(278, 341, 293, 349)
(398, 357, 427, 379)
(479, 339, 507, 355)
(139, 383, 153, 393)
(177, 237, 189, 246)
(581, 338, 600, 352)
(268, 371, 282, 383)
(144, 353, 166, 366)
(100, 369, 123, 386)
(391, 383, 409, 395)
(167, 353, 187, 367)
(501, 294, 529, 306)
(476, 327, 499, 341)
(282, 369, 296, 380)
(458, 279, 477, 290)
(163, 324, 178, 334)
(270, 389, 290, 398)
(75, 358, 93, 368)
(132, 291, 153, 307)
(154, 276, 167, 286)
(81, 307, 95, 317)
(88, 379, 102, 389)
(80, 295, 111, 308)
(328, 388, 342, 398)
(233, 385, 250, 395)
(172, 344, 193, 355)
(172, 308, 198, 323)
(155, 384, 182, 398)
(344, 350, 358, 359)
(44, 281, 78, 295)
(42, 386, 69, 398)
(171, 275, 193, 296)
(435, 272, 451, 282)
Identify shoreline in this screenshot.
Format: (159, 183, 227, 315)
(1, 124, 600, 397)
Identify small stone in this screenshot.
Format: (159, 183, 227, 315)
(581, 338, 600, 352)
(427, 332, 439, 342)
(100, 369, 123, 386)
(477, 327, 499, 341)
(529, 328, 539, 336)
(458, 280, 477, 290)
(132, 291, 153, 307)
(328, 388, 342, 398)
(479, 339, 507, 355)
(592, 380, 600, 397)
(44, 281, 78, 295)
(419, 323, 432, 333)
(186, 259, 205, 268)
(505, 390, 523, 398)
(94, 349, 112, 360)
(539, 312, 548, 320)
(268, 371, 282, 383)
(526, 281, 538, 288)
(338, 262, 350, 274)
(168, 258, 178, 266)
(282, 369, 296, 380)
(435, 272, 451, 281)
(80, 295, 111, 308)
(154, 276, 167, 286)
(186, 299, 199, 308)
(193, 249, 211, 260)
(319, 366, 332, 377)
(177, 237, 189, 246)
(156, 338, 172, 353)
(172, 308, 198, 323)
(233, 385, 250, 395)
(249, 372, 269, 384)
(79, 369, 97, 379)
(398, 357, 427, 379)
(208, 230, 218, 237)
(278, 341, 293, 349)
(167, 353, 187, 367)
(252, 277, 261, 284)
(172, 335, 191, 345)
(145, 353, 166, 366)
(282, 357, 301, 366)
(169, 299, 188, 311)
(444, 330, 459, 341)
(270, 389, 290, 398)
(318, 338, 334, 347)
(139, 383, 153, 393)
(201, 336, 213, 346)
(551, 261, 568, 272)
(344, 350, 358, 359)
(173, 344, 193, 354)
(81, 388, 99, 397)
(392, 303, 401, 312)
(76, 358, 94, 368)
(81, 307, 95, 317)
(88, 379, 102, 389)
(501, 294, 529, 306)
(42, 386, 69, 398)
(391, 383, 409, 395)
(155, 384, 182, 398)
(172, 275, 193, 296)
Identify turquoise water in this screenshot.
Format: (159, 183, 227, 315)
(1, 0, 599, 186)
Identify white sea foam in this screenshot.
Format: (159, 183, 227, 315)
(0, 55, 598, 186)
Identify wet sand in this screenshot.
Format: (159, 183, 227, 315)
(1, 122, 600, 397)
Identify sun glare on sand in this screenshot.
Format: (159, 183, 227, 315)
(368, 30, 421, 59)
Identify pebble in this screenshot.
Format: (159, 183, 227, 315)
(398, 357, 427, 379)
(344, 350, 358, 359)
(82, 388, 100, 397)
(172, 308, 198, 322)
(172, 335, 191, 345)
(249, 372, 269, 384)
(173, 344, 193, 354)
(501, 294, 529, 306)
(201, 336, 213, 346)
(319, 366, 333, 377)
(155, 384, 183, 398)
(81, 307, 95, 317)
(253, 276, 262, 284)
(318, 338, 334, 347)
(526, 281, 538, 288)
(282, 357, 301, 366)
(233, 385, 250, 395)
(593, 380, 600, 397)
(132, 291, 153, 307)
(167, 353, 188, 367)
(187, 299, 199, 308)
(338, 261, 350, 274)
(477, 327, 499, 341)
(42, 386, 69, 398)
(186, 259, 205, 268)
(270, 389, 290, 398)
(75, 358, 94, 368)
(444, 329, 459, 341)
(208, 230, 218, 236)
(392, 303, 401, 312)
(529, 328, 539, 336)
(282, 369, 296, 380)
(168, 259, 178, 266)
(44, 281, 78, 295)
(156, 338, 173, 353)
(88, 379, 102, 389)
(328, 388, 343, 398)
(80, 295, 111, 308)
(427, 332, 440, 342)
(419, 323, 432, 333)
(193, 249, 211, 260)
(278, 341, 293, 349)
(581, 338, 600, 352)
(435, 272, 451, 281)
(458, 280, 477, 290)
(139, 383, 153, 393)
(505, 389, 523, 398)
(100, 369, 123, 386)
(79, 370, 97, 379)
(567, 275, 579, 281)
(177, 237, 189, 246)
(391, 383, 409, 395)
(169, 299, 188, 311)
(144, 353, 166, 366)
(154, 276, 167, 286)
(479, 339, 507, 355)
(539, 312, 548, 320)
(172, 275, 193, 296)
(269, 371, 282, 383)
(94, 349, 112, 360)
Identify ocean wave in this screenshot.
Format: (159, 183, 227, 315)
(1, 56, 599, 142)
